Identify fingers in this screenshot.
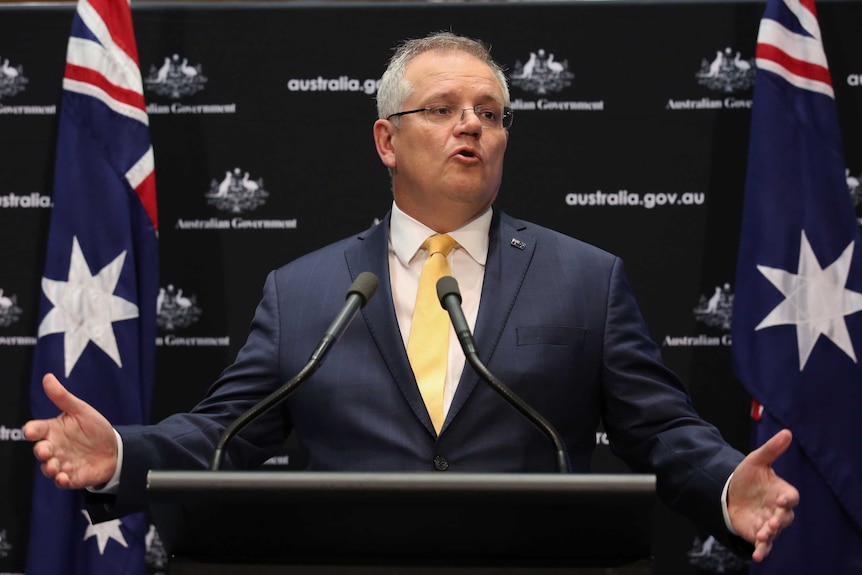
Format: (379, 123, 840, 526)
(39, 451, 78, 489)
(752, 539, 773, 562)
(778, 485, 801, 510)
(41, 462, 72, 489)
(750, 507, 795, 562)
(41, 455, 60, 477)
(29, 424, 60, 467)
(22, 419, 48, 442)
(32, 438, 54, 461)
(749, 521, 775, 562)
(769, 503, 796, 532)
(751, 516, 781, 561)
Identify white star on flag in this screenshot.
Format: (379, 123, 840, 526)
(81, 510, 129, 555)
(38, 236, 139, 377)
(756, 230, 862, 370)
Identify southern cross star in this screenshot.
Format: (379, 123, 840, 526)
(38, 236, 139, 377)
(81, 510, 129, 555)
(756, 230, 862, 370)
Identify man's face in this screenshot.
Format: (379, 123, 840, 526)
(375, 50, 509, 230)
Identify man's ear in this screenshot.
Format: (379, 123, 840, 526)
(373, 119, 397, 169)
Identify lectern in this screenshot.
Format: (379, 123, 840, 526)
(148, 471, 656, 575)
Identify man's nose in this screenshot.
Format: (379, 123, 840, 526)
(457, 107, 483, 133)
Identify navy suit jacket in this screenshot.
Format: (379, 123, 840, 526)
(102, 209, 743, 539)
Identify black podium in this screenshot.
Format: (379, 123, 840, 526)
(147, 471, 656, 575)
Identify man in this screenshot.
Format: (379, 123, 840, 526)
(24, 32, 797, 562)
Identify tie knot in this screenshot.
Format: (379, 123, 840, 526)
(424, 234, 457, 257)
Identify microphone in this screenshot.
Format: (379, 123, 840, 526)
(436, 276, 571, 473)
(210, 272, 379, 470)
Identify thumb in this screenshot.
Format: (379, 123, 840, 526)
(749, 428, 793, 467)
(42, 373, 90, 416)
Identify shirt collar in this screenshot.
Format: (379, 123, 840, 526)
(390, 201, 491, 267)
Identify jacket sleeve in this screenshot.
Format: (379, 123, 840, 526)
(599, 256, 746, 544)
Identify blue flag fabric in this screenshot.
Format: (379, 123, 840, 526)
(27, 0, 158, 573)
(732, 0, 862, 572)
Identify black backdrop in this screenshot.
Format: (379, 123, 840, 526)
(2, 1, 862, 573)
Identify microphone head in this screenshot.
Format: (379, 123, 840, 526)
(347, 272, 379, 307)
(436, 275, 462, 306)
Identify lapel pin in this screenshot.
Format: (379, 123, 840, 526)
(510, 238, 526, 250)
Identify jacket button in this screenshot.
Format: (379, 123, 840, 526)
(433, 455, 449, 471)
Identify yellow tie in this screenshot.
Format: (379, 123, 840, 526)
(407, 234, 457, 434)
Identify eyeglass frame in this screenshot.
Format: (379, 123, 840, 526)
(386, 105, 514, 129)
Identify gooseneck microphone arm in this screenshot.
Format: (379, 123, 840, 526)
(210, 272, 379, 471)
(436, 275, 571, 474)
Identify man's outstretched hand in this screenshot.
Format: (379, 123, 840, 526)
(728, 428, 800, 562)
(23, 373, 118, 489)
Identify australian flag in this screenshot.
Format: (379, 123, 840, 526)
(732, 0, 862, 572)
(27, 0, 158, 573)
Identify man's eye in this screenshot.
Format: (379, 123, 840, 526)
(479, 108, 499, 121)
(429, 106, 454, 117)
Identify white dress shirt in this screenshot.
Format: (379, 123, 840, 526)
(388, 201, 491, 419)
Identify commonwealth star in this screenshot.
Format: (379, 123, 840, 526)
(38, 236, 139, 376)
(756, 230, 862, 369)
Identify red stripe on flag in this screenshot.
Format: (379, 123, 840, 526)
(64, 63, 146, 112)
(135, 169, 158, 232)
(751, 398, 763, 421)
(85, 0, 140, 64)
(756, 42, 833, 87)
(799, 0, 818, 19)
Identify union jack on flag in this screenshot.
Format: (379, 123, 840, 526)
(754, 0, 833, 98)
(27, 0, 158, 573)
(732, 0, 862, 572)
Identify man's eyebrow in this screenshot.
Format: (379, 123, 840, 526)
(421, 91, 503, 105)
(420, 91, 455, 103)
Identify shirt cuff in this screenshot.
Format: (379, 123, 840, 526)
(721, 472, 739, 535)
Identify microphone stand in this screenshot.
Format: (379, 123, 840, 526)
(210, 272, 379, 470)
(437, 275, 571, 473)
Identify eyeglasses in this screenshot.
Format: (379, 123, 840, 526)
(387, 105, 514, 129)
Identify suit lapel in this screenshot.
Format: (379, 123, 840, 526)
(344, 213, 437, 435)
(443, 210, 535, 431)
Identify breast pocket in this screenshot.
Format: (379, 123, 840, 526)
(516, 325, 587, 348)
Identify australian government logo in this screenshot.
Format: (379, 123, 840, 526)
(664, 283, 734, 348)
(175, 167, 297, 231)
(207, 168, 269, 213)
(666, 47, 754, 111)
(509, 49, 603, 112)
(0, 287, 24, 329)
(0, 528, 13, 559)
(0, 57, 56, 116)
(687, 535, 745, 574)
(156, 284, 228, 348)
(145, 524, 168, 574)
(0, 57, 28, 98)
(144, 54, 235, 115)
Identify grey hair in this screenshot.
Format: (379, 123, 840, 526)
(376, 31, 510, 124)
